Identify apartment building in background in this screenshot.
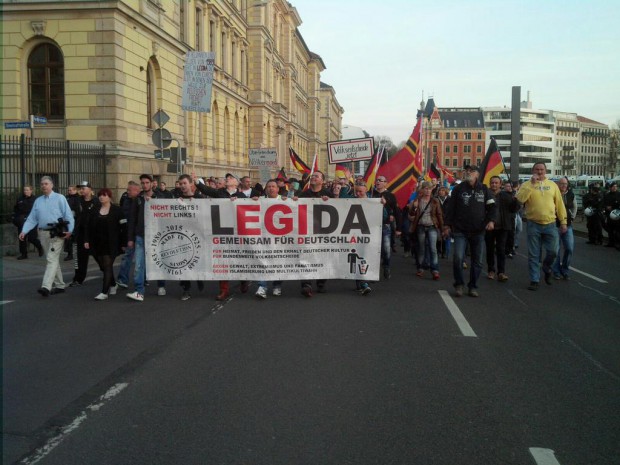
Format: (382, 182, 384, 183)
(0, 0, 343, 192)
(578, 116, 611, 177)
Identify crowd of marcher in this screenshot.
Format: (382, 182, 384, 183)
(14, 163, 620, 302)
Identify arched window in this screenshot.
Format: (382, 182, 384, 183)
(28, 43, 65, 120)
(224, 107, 230, 153)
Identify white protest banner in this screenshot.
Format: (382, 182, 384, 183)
(145, 198, 382, 281)
(181, 51, 216, 113)
(327, 137, 374, 164)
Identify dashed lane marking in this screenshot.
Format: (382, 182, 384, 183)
(1, 300, 15, 306)
(568, 266, 608, 283)
(529, 447, 562, 465)
(438, 290, 477, 337)
(20, 383, 128, 465)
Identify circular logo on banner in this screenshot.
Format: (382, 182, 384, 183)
(150, 227, 201, 277)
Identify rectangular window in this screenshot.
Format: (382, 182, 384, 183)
(444, 158, 450, 166)
(477, 132, 482, 139)
(453, 159, 459, 167)
(453, 145, 458, 153)
(476, 145, 482, 153)
(454, 132, 458, 140)
(195, 8, 202, 50)
(432, 145, 438, 154)
(464, 158, 471, 166)
(465, 132, 472, 140)
(446, 132, 451, 140)
(464, 145, 472, 153)
(446, 146, 450, 153)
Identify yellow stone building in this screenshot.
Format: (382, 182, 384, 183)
(0, 0, 343, 190)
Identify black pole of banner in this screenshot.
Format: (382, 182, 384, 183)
(510, 86, 521, 182)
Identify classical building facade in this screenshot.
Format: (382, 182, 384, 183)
(421, 99, 486, 171)
(0, 0, 343, 191)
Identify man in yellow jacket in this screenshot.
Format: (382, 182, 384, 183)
(516, 162, 568, 290)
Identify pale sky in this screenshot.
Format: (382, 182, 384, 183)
(294, 0, 620, 144)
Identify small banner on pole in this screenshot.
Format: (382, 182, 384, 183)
(181, 51, 216, 113)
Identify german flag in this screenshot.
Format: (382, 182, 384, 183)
(335, 164, 354, 184)
(425, 162, 441, 181)
(276, 167, 287, 181)
(479, 138, 506, 187)
(289, 147, 311, 174)
(377, 118, 422, 208)
(363, 146, 385, 190)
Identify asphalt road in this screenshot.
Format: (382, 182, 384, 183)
(2, 234, 619, 465)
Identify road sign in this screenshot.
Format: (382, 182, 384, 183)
(33, 116, 47, 124)
(152, 128, 172, 149)
(152, 109, 170, 128)
(4, 121, 31, 129)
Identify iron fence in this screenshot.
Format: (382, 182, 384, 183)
(1, 134, 106, 223)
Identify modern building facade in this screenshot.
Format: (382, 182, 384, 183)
(0, 0, 343, 192)
(577, 116, 611, 177)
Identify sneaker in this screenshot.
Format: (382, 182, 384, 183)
(116, 281, 128, 289)
(416, 270, 424, 278)
(94, 293, 108, 301)
(527, 282, 539, 291)
(109, 285, 118, 295)
(50, 288, 65, 295)
(468, 289, 479, 297)
(455, 285, 464, 297)
(69, 281, 82, 287)
(255, 286, 267, 299)
(487, 271, 496, 280)
(181, 291, 191, 301)
(272, 286, 282, 296)
(432, 271, 440, 281)
(301, 284, 313, 298)
(158, 286, 166, 296)
(497, 273, 508, 282)
(361, 285, 372, 296)
(127, 291, 144, 302)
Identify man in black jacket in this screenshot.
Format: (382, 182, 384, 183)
(295, 171, 333, 297)
(485, 176, 519, 282)
(603, 182, 620, 248)
(443, 166, 497, 297)
(13, 185, 44, 259)
(69, 181, 100, 286)
(583, 184, 604, 245)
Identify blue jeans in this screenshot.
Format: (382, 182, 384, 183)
(552, 226, 574, 278)
(417, 226, 439, 272)
(117, 243, 135, 286)
(133, 235, 146, 294)
(526, 222, 559, 283)
(382, 225, 391, 269)
(257, 280, 282, 289)
(452, 232, 484, 289)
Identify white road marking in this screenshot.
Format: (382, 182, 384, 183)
(21, 382, 129, 465)
(576, 282, 620, 306)
(529, 447, 562, 465)
(1, 301, 15, 306)
(438, 290, 477, 337)
(568, 266, 608, 283)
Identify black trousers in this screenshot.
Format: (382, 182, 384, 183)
(72, 239, 91, 284)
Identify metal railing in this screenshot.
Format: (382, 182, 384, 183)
(1, 134, 106, 223)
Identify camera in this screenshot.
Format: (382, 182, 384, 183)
(48, 218, 70, 238)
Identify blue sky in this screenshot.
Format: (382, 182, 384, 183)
(295, 0, 620, 144)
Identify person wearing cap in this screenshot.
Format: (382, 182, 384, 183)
(603, 182, 620, 248)
(516, 162, 567, 290)
(68, 181, 100, 287)
(19, 176, 74, 296)
(443, 165, 497, 297)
